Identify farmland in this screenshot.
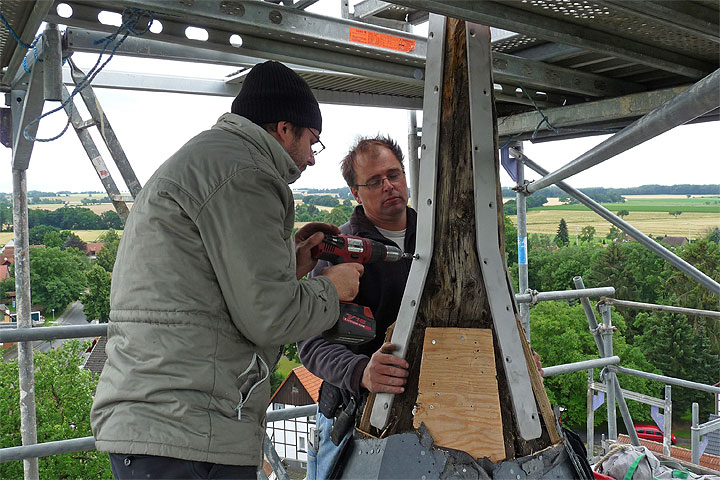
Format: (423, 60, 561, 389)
(511, 195, 720, 238)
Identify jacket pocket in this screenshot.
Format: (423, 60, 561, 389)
(234, 353, 270, 421)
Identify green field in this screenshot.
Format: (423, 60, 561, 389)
(534, 195, 720, 214)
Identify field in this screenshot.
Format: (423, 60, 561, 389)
(30, 203, 117, 215)
(0, 229, 121, 246)
(30, 193, 119, 215)
(514, 195, 720, 238)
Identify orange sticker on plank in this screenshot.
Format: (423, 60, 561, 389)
(349, 27, 416, 53)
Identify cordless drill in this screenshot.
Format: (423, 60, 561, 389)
(311, 234, 412, 345)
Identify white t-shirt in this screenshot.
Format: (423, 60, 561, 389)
(376, 227, 406, 252)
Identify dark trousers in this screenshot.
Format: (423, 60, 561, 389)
(109, 453, 257, 480)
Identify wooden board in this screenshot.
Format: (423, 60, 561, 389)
(413, 328, 505, 462)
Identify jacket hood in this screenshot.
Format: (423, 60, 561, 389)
(212, 113, 302, 184)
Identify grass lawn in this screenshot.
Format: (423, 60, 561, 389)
(275, 356, 301, 378)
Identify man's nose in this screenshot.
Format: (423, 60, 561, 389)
(381, 177, 394, 191)
(307, 155, 316, 167)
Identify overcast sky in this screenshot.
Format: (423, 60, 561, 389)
(1, 1, 718, 195)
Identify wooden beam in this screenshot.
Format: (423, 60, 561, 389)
(367, 17, 557, 458)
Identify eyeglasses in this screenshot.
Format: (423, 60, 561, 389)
(355, 170, 405, 190)
(309, 129, 325, 156)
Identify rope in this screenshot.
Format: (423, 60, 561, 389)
(519, 83, 560, 140)
(594, 443, 632, 472)
(21, 8, 154, 143)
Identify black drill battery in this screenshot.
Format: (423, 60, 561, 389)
(322, 302, 376, 345)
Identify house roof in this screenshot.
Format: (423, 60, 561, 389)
(82, 336, 108, 377)
(661, 235, 689, 246)
(269, 366, 322, 405)
(293, 366, 322, 403)
(85, 242, 105, 252)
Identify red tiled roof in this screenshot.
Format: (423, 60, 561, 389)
(269, 365, 322, 405)
(617, 434, 720, 472)
(293, 366, 322, 403)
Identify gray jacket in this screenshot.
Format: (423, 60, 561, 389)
(91, 113, 339, 466)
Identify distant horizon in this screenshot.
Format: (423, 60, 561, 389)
(1, 182, 718, 196)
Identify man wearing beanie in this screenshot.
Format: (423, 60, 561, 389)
(91, 61, 363, 479)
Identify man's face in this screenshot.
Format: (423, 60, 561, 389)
(350, 146, 409, 226)
(283, 127, 320, 173)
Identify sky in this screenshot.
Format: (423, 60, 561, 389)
(1, 2, 718, 195)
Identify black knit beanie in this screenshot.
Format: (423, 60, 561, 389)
(231, 61, 322, 133)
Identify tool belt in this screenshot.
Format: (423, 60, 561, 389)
(318, 382, 360, 446)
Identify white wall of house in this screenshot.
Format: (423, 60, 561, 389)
(266, 402, 316, 466)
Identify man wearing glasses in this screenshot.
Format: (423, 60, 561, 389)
(299, 136, 415, 480)
(91, 61, 363, 479)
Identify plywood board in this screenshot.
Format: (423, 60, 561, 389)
(413, 328, 505, 462)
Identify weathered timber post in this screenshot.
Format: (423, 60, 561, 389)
(374, 17, 557, 458)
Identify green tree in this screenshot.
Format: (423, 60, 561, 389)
(295, 203, 322, 222)
(616, 209, 629, 219)
(29, 247, 88, 311)
(707, 227, 720, 243)
(662, 239, 720, 354)
(578, 225, 596, 244)
(504, 215, 518, 267)
(283, 344, 300, 363)
(97, 228, 120, 244)
(81, 265, 111, 323)
(64, 233, 87, 252)
(95, 229, 121, 273)
(528, 244, 601, 292)
(555, 218, 569, 247)
(606, 226, 622, 242)
(270, 370, 285, 394)
(526, 192, 548, 209)
(0, 341, 112, 478)
(325, 204, 353, 227)
(634, 312, 720, 418)
(530, 301, 659, 429)
(99, 210, 123, 229)
(302, 195, 340, 207)
(528, 233, 553, 249)
(42, 230, 73, 249)
(0, 277, 15, 300)
(503, 199, 517, 216)
(28, 225, 60, 245)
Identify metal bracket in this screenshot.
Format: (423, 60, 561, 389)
(369, 13, 446, 430)
(467, 23, 541, 441)
(11, 65, 45, 170)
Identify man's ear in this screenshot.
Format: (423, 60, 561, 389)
(268, 121, 294, 145)
(351, 186, 361, 204)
